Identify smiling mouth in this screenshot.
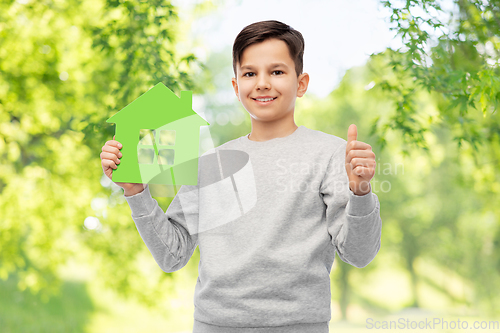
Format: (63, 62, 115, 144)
(252, 97, 278, 102)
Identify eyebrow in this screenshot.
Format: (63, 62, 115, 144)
(240, 62, 289, 71)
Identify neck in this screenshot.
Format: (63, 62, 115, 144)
(247, 110, 299, 142)
(248, 123, 298, 142)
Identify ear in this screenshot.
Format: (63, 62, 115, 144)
(231, 77, 240, 101)
(296, 73, 309, 98)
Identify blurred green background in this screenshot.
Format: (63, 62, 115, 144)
(1, 0, 499, 332)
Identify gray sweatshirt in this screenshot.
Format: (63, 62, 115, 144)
(125, 125, 382, 332)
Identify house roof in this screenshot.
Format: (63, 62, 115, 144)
(106, 82, 209, 128)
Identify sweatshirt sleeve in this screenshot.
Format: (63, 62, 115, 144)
(124, 183, 199, 273)
(320, 141, 382, 268)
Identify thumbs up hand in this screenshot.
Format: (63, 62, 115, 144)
(345, 124, 376, 196)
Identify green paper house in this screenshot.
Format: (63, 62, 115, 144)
(106, 82, 210, 186)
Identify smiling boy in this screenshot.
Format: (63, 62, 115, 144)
(231, 36, 307, 142)
(102, 20, 382, 333)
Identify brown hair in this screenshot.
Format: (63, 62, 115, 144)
(232, 20, 305, 77)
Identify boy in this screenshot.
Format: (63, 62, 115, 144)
(100, 20, 381, 333)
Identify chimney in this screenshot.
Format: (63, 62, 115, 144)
(181, 91, 192, 111)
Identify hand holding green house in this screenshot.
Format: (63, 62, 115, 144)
(106, 83, 210, 186)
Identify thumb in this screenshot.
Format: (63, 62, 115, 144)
(347, 124, 357, 143)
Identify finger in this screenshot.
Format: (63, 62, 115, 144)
(100, 151, 121, 164)
(351, 166, 374, 178)
(347, 124, 357, 143)
(346, 150, 375, 164)
(349, 158, 376, 169)
(102, 145, 122, 157)
(102, 159, 118, 170)
(106, 140, 122, 149)
(346, 141, 372, 155)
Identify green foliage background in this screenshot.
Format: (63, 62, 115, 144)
(0, 0, 499, 331)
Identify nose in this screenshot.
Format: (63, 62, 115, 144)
(256, 74, 271, 90)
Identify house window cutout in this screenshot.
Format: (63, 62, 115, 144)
(138, 148, 154, 164)
(159, 130, 176, 146)
(158, 149, 174, 165)
(138, 129, 154, 145)
(137, 129, 176, 165)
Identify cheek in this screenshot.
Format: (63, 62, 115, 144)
(238, 83, 252, 97)
(274, 80, 297, 96)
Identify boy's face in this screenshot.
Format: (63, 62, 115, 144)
(231, 38, 309, 124)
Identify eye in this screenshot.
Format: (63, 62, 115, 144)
(272, 70, 284, 75)
(243, 72, 255, 77)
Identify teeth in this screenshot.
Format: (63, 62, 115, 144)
(256, 98, 274, 102)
